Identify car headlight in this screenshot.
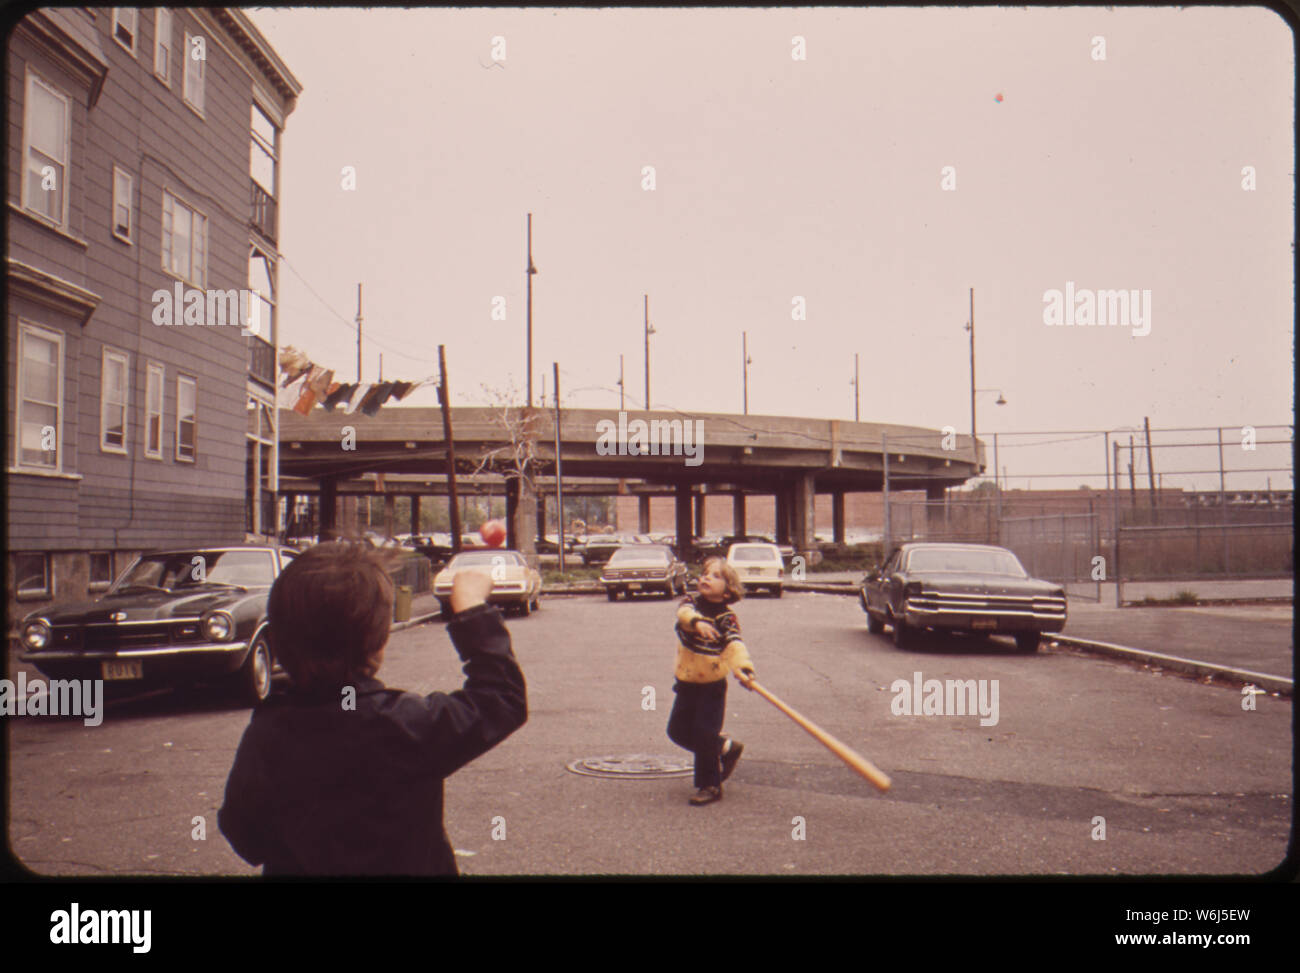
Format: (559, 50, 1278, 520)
(202, 611, 234, 642)
(903, 581, 924, 598)
(22, 619, 51, 650)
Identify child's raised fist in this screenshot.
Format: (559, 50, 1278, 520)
(450, 570, 493, 614)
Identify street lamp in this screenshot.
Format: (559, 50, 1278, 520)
(974, 387, 1008, 481)
(743, 331, 752, 415)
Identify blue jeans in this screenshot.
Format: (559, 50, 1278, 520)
(667, 679, 727, 789)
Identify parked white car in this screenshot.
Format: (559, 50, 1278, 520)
(726, 543, 785, 597)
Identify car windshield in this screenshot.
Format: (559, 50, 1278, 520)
(113, 550, 276, 591)
(730, 545, 779, 562)
(448, 551, 525, 569)
(906, 548, 1026, 576)
(609, 546, 669, 564)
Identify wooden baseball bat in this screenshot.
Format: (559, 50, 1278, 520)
(740, 676, 891, 792)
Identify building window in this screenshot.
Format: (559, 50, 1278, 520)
(112, 166, 133, 242)
(101, 348, 129, 454)
(14, 553, 51, 599)
(183, 31, 205, 114)
(145, 361, 164, 459)
(176, 375, 196, 462)
(15, 322, 64, 472)
(249, 246, 276, 344)
(162, 191, 207, 287)
(89, 552, 114, 592)
(113, 8, 137, 55)
(21, 71, 71, 228)
(154, 8, 172, 83)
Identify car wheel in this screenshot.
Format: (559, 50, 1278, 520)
(1016, 631, 1040, 653)
(892, 614, 915, 649)
(772, 585, 783, 599)
(531, 591, 541, 611)
(519, 597, 531, 617)
(606, 589, 619, 602)
(866, 610, 884, 633)
(236, 632, 273, 705)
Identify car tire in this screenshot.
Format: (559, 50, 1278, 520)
(1015, 631, 1040, 653)
(519, 597, 531, 617)
(866, 610, 884, 634)
(606, 589, 619, 602)
(236, 632, 273, 706)
(892, 614, 915, 649)
(772, 585, 783, 598)
(531, 592, 541, 611)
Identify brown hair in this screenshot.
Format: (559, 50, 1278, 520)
(268, 541, 398, 690)
(701, 556, 745, 604)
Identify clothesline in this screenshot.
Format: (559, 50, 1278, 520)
(278, 345, 439, 416)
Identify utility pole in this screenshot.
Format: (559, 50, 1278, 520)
(618, 354, 625, 411)
(882, 433, 891, 555)
(1128, 436, 1137, 507)
(356, 283, 363, 382)
(853, 352, 860, 422)
(378, 353, 383, 382)
(967, 287, 976, 465)
(554, 362, 565, 573)
(438, 345, 462, 553)
(643, 294, 653, 410)
(742, 331, 750, 415)
(526, 213, 536, 407)
(1143, 416, 1157, 512)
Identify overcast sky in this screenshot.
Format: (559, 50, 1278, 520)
(248, 6, 1294, 492)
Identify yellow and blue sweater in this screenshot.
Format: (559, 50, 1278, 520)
(674, 595, 753, 683)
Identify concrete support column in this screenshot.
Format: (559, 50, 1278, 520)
(733, 493, 747, 536)
(925, 483, 946, 540)
(513, 473, 537, 563)
(319, 478, 338, 538)
(638, 495, 651, 533)
(383, 494, 396, 538)
(791, 472, 816, 554)
(409, 495, 421, 537)
(536, 494, 547, 543)
(675, 483, 693, 552)
(694, 492, 706, 537)
(832, 491, 846, 544)
(774, 488, 791, 545)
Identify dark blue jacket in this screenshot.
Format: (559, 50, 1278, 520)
(218, 603, 526, 875)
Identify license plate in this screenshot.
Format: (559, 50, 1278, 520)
(102, 661, 143, 680)
(971, 619, 997, 630)
(628, 583, 642, 591)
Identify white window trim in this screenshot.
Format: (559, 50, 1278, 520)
(14, 320, 65, 475)
(144, 361, 164, 460)
(161, 189, 208, 288)
(176, 374, 197, 463)
(112, 165, 133, 244)
(15, 553, 52, 600)
(182, 30, 205, 117)
(20, 70, 72, 230)
(100, 347, 130, 455)
(153, 8, 172, 85)
(112, 8, 138, 57)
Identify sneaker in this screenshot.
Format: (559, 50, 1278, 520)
(689, 786, 722, 805)
(720, 739, 745, 782)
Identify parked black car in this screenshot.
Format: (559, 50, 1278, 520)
(17, 545, 294, 705)
(860, 542, 1067, 652)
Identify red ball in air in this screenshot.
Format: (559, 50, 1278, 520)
(479, 519, 507, 547)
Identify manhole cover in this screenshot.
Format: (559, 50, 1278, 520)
(565, 754, 693, 779)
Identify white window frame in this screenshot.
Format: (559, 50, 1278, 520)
(161, 190, 208, 287)
(14, 553, 52, 600)
(153, 8, 172, 84)
(176, 374, 197, 463)
(144, 361, 164, 459)
(112, 165, 133, 243)
(14, 320, 65, 474)
(183, 30, 205, 115)
(100, 347, 130, 455)
(112, 8, 138, 56)
(20, 70, 72, 230)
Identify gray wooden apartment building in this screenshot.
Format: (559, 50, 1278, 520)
(5, 7, 300, 623)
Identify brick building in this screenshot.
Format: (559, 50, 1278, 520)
(6, 7, 299, 623)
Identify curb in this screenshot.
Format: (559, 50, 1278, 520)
(1048, 634, 1293, 696)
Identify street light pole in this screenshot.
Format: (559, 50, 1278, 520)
(967, 287, 976, 466)
(854, 352, 860, 422)
(526, 213, 536, 407)
(618, 354, 624, 411)
(643, 294, 654, 410)
(742, 331, 749, 415)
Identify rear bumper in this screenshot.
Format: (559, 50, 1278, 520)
(901, 605, 1066, 634)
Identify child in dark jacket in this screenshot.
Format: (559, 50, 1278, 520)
(667, 556, 756, 805)
(218, 541, 526, 875)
